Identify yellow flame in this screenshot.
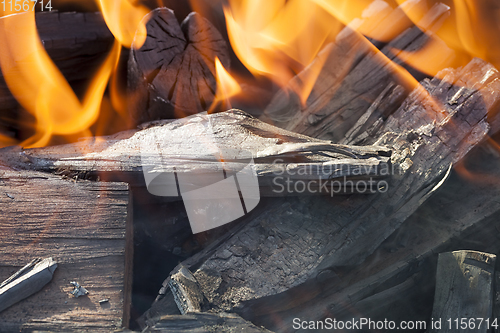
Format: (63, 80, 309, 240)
(0, 11, 120, 148)
(97, 0, 149, 48)
(224, 0, 340, 97)
(214, 56, 241, 101)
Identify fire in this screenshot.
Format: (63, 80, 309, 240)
(223, 0, 343, 104)
(97, 0, 149, 48)
(0, 0, 149, 148)
(0, 0, 500, 148)
(213, 56, 241, 108)
(0, 10, 120, 148)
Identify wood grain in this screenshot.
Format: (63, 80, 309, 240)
(0, 170, 132, 332)
(429, 251, 495, 333)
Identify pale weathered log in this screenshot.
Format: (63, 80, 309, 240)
(0, 258, 57, 314)
(0, 169, 132, 331)
(429, 251, 495, 333)
(139, 57, 500, 327)
(128, 8, 230, 124)
(0, 111, 391, 196)
(143, 312, 274, 333)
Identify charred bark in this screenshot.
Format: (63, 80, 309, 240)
(138, 58, 500, 329)
(128, 8, 230, 125)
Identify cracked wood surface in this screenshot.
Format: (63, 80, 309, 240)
(140, 58, 500, 329)
(128, 8, 230, 124)
(241, 142, 500, 332)
(143, 312, 274, 333)
(0, 170, 132, 332)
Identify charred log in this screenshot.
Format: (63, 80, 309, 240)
(138, 57, 500, 329)
(128, 8, 230, 125)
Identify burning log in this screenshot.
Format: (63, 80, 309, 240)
(0, 169, 132, 331)
(137, 57, 500, 328)
(429, 251, 495, 333)
(249, 141, 500, 332)
(128, 8, 230, 124)
(262, 0, 455, 143)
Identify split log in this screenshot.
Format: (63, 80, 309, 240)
(429, 250, 495, 333)
(128, 8, 230, 124)
(262, 0, 455, 143)
(139, 57, 500, 328)
(0, 11, 114, 135)
(0, 169, 132, 331)
(0, 111, 391, 197)
(143, 312, 274, 333)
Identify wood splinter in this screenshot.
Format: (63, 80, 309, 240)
(0, 257, 58, 313)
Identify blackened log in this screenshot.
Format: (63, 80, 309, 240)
(140, 58, 500, 323)
(128, 8, 230, 124)
(262, 1, 455, 143)
(234, 142, 500, 332)
(0, 111, 391, 196)
(428, 251, 495, 333)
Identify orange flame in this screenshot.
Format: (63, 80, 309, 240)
(207, 56, 242, 113)
(0, 11, 120, 148)
(223, 0, 343, 103)
(214, 57, 241, 102)
(97, 0, 149, 48)
(223, 0, 432, 105)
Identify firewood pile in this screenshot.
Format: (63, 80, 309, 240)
(1, 0, 500, 332)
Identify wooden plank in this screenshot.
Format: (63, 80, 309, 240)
(0, 169, 132, 332)
(429, 251, 495, 333)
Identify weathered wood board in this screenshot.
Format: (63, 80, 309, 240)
(429, 250, 495, 333)
(0, 169, 132, 332)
